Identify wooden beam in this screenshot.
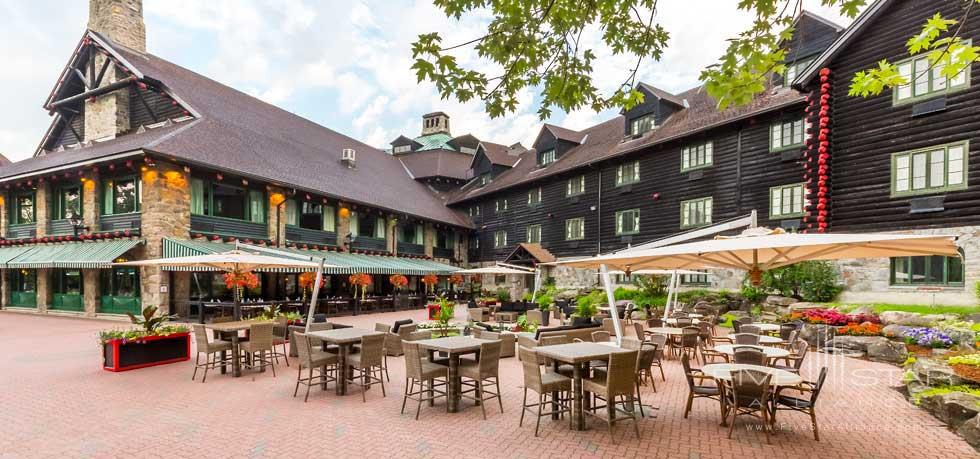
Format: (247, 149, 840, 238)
(47, 76, 138, 109)
(93, 56, 112, 88)
(133, 86, 159, 122)
(66, 117, 82, 143)
(72, 68, 91, 90)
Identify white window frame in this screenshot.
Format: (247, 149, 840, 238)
(538, 149, 555, 166)
(680, 197, 713, 228)
(526, 224, 542, 244)
(681, 141, 713, 172)
(528, 187, 542, 206)
(630, 114, 655, 135)
(565, 218, 585, 241)
(615, 209, 640, 235)
(615, 161, 640, 186)
(770, 183, 807, 219)
(567, 175, 586, 196)
(892, 140, 969, 197)
(493, 230, 507, 248)
(770, 119, 806, 152)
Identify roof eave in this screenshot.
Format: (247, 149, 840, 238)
(792, 0, 891, 89)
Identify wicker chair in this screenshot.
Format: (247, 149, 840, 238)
(730, 333, 761, 345)
(602, 318, 617, 335)
(725, 369, 774, 443)
(699, 334, 729, 364)
(784, 329, 800, 348)
(347, 333, 386, 402)
(621, 338, 656, 411)
(674, 318, 694, 328)
(591, 330, 612, 343)
(773, 339, 809, 373)
(779, 323, 797, 341)
(272, 316, 290, 367)
(583, 350, 641, 442)
(459, 340, 504, 420)
(676, 326, 700, 362)
(400, 341, 449, 420)
(292, 332, 339, 402)
(240, 322, 276, 376)
(645, 317, 664, 328)
(468, 307, 489, 322)
(191, 324, 233, 383)
(740, 324, 762, 335)
(375, 323, 393, 381)
(631, 322, 645, 341)
(537, 335, 574, 376)
(646, 334, 667, 384)
(731, 319, 742, 333)
(518, 346, 572, 436)
(773, 366, 829, 440)
(681, 354, 722, 420)
(732, 347, 767, 366)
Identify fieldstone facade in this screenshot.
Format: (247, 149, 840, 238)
(139, 161, 191, 314)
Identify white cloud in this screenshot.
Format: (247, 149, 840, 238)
(0, 0, 858, 162)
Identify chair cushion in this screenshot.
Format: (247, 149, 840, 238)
(304, 352, 339, 369)
(692, 385, 720, 395)
(392, 319, 413, 333)
(206, 340, 233, 353)
(539, 371, 572, 392)
(419, 361, 449, 380)
(776, 395, 812, 409)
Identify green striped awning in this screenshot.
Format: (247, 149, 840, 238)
(161, 238, 459, 275)
(0, 246, 37, 266)
(6, 240, 144, 269)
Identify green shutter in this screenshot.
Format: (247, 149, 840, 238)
(102, 181, 113, 215)
(415, 224, 424, 245)
(285, 199, 298, 226)
(323, 206, 335, 232)
(349, 212, 359, 236)
(248, 190, 265, 223)
(190, 179, 205, 215)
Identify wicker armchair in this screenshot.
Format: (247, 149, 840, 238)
(401, 341, 449, 420)
(773, 366, 828, 440)
(459, 340, 504, 420)
(292, 332, 339, 402)
(375, 323, 393, 382)
(740, 324, 762, 336)
(646, 334, 667, 384)
(384, 323, 430, 357)
(725, 369, 774, 443)
(732, 347, 767, 366)
(518, 346, 571, 436)
(191, 324, 233, 383)
(772, 339, 809, 373)
(468, 307, 490, 322)
(681, 354, 722, 421)
(730, 333, 761, 346)
(272, 316, 290, 367)
(583, 350, 641, 442)
(591, 330, 612, 342)
(240, 322, 276, 376)
(347, 333, 386, 402)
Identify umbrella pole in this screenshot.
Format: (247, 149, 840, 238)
(530, 268, 541, 303)
(599, 264, 623, 346)
(663, 271, 678, 321)
(305, 258, 326, 333)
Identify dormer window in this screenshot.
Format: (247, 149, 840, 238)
(478, 173, 491, 186)
(393, 144, 412, 154)
(783, 58, 814, 86)
(630, 114, 655, 136)
(538, 149, 555, 166)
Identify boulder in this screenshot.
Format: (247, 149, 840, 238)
(882, 324, 908, 338)
(849, 305, 876, 316)
(908, 358, 972, 387)
(788, 302, 826, 311)
(956, 413, 980, 450)
(920, 392, 980, 429)
(866, 338, 908, 364)
(826, 335, 882, 352)
(963, 313, 980, 324)
(800, 324, 834, 347)
(880, 311, 933, 327)
(765, 295, 797, 306)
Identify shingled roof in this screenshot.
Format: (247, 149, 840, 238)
(479, 141, 522, 167)
(4, 31, 471, 228)
(398, 149, 474, 181)
(448, 84, 805, 205)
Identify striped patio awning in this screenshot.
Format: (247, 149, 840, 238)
(161, 238, 460, 275)
(6, 240, 144, 269)
(0, 245, 36, 266)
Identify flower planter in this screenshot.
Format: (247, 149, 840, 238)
(426, 303, 441, 320)
(103, 332, 191, 372)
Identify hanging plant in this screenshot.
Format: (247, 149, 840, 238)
(298, 272, 325, 301)
(448, 273, 464, 292)
(223, 269, 259, 299)
(349, 273, 373, 300)
(421, 274, 439, 294)
(389, 274, 408, 291)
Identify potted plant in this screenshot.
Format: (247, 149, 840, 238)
(101, 306, 190, 372)
(433, 295, 455, 337)
(421, 274, 439, 295)
(389, 274, 408, 307)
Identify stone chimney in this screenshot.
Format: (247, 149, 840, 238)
(421, 112, 450, 136)
(84, 0, 145, 141)
(89, 0, 145, 52)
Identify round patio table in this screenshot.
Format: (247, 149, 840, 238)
(714, 344, 790, 359)
(666, 318, 701, 325)
(746, 323, 781, 333)
(722, 334, 783, 345)
(701, 363, 802, 386)
(644, 327, 684, 336)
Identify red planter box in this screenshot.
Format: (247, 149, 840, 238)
(103, 332, 191, 372)
(426, 304, 441, 320)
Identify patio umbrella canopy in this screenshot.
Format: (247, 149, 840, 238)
(455, 265, 536, 275)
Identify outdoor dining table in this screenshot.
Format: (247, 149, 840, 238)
(702, 363, 804, 425)
(415, 336, 497, 413)
(713, 344, 790, 361)
(205, 320, 274, 377)
(666, 318, 701, 325)
(748, 323, 782, 333)
(534, 342, 634, 431)
(644, 326, 684, 336)
(308, 328, 384, 395)
(719, 334, 783, 345)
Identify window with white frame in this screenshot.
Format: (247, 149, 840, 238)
(495, 199, 508, 213)
(892, 141, 969, 196)
(538, 149, 555, 166)
(770, 119, 805, 151)
(894, 46, 970, 103)
(630, 114, 655, 135)
(682, 141, 713, 171)
(469, 205, 481, 217)
(770, 183, 807, 218)
(565, 218, 585, 240)
(493, 230, 507, 248)
(615, 209, 640, 235)
(392, 144, 412, 154)
(567, 175, 585, 196)
(681, 197, 712, 228)
(526, 224, 541, 243)
(615, 161, 640, 186)
(528, 187, 542, 206)
(478, 173, 491, 186)
(783, 58, 814, 84)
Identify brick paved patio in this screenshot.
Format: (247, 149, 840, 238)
(0, 309, 974, 458)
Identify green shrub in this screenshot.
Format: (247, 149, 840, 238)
(740, 284, 766, 304)
(976, 280, 980, 305)
(912, 385, 980, 405)
(948, 353, 980, 367)
(495, 288, 511, 302)
(575, 290, 605, 318)
(717, 313, 738, 328)
(748, 261, 842, 302)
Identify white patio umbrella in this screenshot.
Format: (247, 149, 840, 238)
(117, 250, 335, 322)
(605, 269, 713, 319)
(454, 264, 537, 275)
(560, 228, 960, 344)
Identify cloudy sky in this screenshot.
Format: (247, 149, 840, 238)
(0, 0, 856, 161)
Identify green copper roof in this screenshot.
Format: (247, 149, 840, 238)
(413, 133, 456, 151)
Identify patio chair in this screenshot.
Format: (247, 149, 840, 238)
(779, 323, 797, 341)
(375, 323, 393, 382)
(400, 341, 449, 420)
(730, 333, 761, 345)
(676, 326, 700, 362)
(697, 321, 713, 344)
(459, 340, 504, 420)
(272, 316, 290, 367)
(740, 324, 762, 335)
(670, 311, 688, 318)
(632, 322, 645, 342)
(645, 317, 663, 328)
(602, 318, 617, 335)
(731, 319, 742, 333)
(518, 346, 572, 436)
(646, 334, 667, 384)
(591, 330, 612, 342)
(773, 366, 828, 440)
(240, 322, 276, 376)
(537, 335, 575, 376)
(681, 354, 722, 420)
(468, 307, 489, 322)
(674, 318, 694, 328)
(191, 324, 233, 383)
(584, 350, 641, 442)
(726, 369, 774, 443)
(347, 333, 386, 402)
(699, 338, 729, 364)
(622, 303, 635, 325)
(732, 347, 767, 366)
(621, 338, 656, 410)
(292, 332, 339, 402)
(773, 339, 809, 373)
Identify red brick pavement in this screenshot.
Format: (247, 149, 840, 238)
(0, 309, 974, 458)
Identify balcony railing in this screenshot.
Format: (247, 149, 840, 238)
(351, 236, 386, 252)
(397, 242, 425, 256)
(191, 215, 267, 240)
(286, 226, 337, 246)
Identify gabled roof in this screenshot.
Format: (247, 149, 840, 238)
(478, 141, 522, 167)
(793, 0, 888, 88)
(543, 124, 587, 144)
(398, 149, 473, 181)
(389, 135, 418, 147)
(448, 83, 804, 205)
(0, 153, 11, 167)
(506, 243, 556, 264)
(637, 83, 687, 108)
(4, 31, 472, 229)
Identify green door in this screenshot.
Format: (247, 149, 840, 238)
(50, 269, 84, 312)
(10, 269, 37, 308)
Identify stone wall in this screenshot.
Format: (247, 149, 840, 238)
(89, 0, 146, 53)
(83, 269, 99, 317)
(423, 222, 435, 258)
(336, 207, 350, 250)
(34, 183, 49, 238)
(36, 269, 51, 313)
(139, 161, 191, 314)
